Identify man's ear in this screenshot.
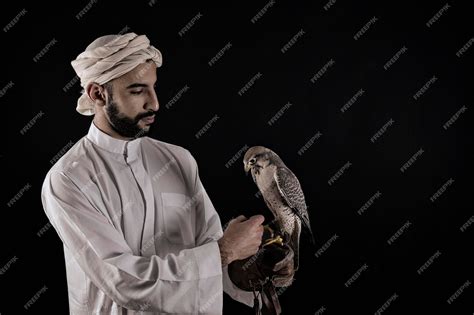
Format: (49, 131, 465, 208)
(86, 83, 107, 107)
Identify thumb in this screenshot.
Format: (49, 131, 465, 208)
(231, 215, 247, 224)
(248, 215, 265, 225)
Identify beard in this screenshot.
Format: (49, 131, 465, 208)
(105, 99, 156, 139)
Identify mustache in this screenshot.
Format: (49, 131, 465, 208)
(135, 111, 157, 122)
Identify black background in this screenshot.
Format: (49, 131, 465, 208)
(1, 0, 473, 314)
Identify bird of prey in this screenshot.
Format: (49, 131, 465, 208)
(243, 146, 314, 273)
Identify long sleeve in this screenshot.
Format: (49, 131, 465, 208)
(41, 170, 223, 313)
(187, 152, 258, 309)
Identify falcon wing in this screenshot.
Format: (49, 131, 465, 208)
(274, 167, 314, 243)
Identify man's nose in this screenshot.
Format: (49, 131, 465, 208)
(146, 89, 159, 111)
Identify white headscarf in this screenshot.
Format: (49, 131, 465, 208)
(71, 32, 163, 116)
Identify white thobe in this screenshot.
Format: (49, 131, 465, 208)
(41, 122, 255, 314)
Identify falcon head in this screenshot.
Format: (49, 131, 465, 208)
(243, 146, 280, 175)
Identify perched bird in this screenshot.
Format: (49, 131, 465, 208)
(243, 146, 314, 272)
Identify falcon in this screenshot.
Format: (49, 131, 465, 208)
(243, 146, 314, 271)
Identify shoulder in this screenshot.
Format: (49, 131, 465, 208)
(42, 137, 89, 190)
(47, 137, 88, 174)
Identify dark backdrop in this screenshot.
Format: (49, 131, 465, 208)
(1, 0, 473, 314)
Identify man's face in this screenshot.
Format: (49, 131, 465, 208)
(104, 61, 159, 138)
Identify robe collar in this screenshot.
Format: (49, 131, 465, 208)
(86, 121, 142, 161)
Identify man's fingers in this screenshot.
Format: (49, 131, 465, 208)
(248, 215, 265, 225)
(230, 214, 263, 226)
(231, 215, 247, 223)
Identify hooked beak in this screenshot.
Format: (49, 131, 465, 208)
(244, 163, 251, 174)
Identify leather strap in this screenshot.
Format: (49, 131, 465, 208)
(253, 280, 281, 315)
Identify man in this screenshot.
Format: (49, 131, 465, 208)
(41, 32, 264, 314)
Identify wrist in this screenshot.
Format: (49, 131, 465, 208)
(218, 237, 234, 267)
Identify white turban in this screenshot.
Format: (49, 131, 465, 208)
(71, 32, 163, 116)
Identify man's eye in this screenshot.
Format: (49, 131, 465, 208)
(131, 90, 143, 95)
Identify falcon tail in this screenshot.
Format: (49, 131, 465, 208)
(303, 223, 316, 246)
(292, 208, 316, 246)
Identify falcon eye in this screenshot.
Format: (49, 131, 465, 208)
(249, 158, 256, 164)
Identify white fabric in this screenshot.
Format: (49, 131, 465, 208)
(71, 33, 162, 116)
(41, 122, 255, 314)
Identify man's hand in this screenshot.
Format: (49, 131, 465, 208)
(218, 215, 264, 267)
